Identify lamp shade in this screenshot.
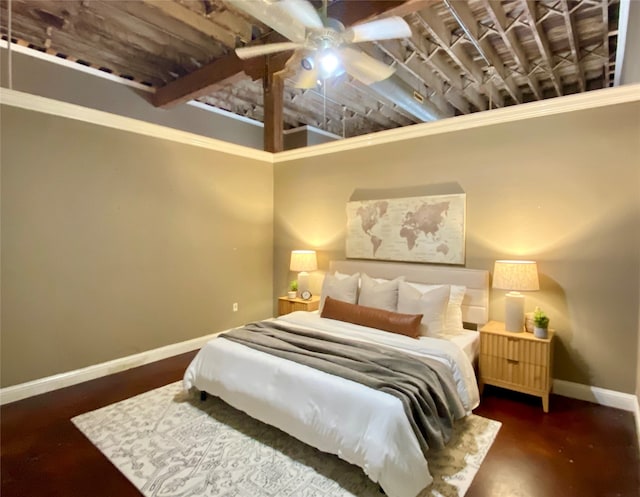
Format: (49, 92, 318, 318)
(492, 260, 539, 291)
(290, 250, 317, 272)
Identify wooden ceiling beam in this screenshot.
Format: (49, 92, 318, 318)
(8, 2, 213, 85)
(560, 0, 586, 92)
(152, 50, 291, 108)
(13, 27, 166, 86)
(264, 68, 284, 152)
(482, 0, 543, 100)
(142, 0, 237, 48)
(206, 9, 254, 43)
(98, 0, 230, 55)
(521, 0, 564, 96)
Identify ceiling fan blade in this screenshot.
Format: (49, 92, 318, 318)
(344, 17, 412, 43)
(236, 42, 304, 59)
(339, 47, 395, 85)
(225, 0, 306, 43)
(292, 66, 320, 88)
(277, 0, 323, 29)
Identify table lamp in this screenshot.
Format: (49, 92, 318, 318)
(290, 250, 317, 297)
(492, 260, 540, 332)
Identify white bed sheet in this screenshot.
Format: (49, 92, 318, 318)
(183, 311, 480, 497)
(439, 329, 480, 365)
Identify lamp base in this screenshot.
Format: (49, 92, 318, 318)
(504, 292, 525, 332)
(297, 271, 310, 297)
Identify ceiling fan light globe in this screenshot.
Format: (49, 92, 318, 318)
(319, 52, 340, 78)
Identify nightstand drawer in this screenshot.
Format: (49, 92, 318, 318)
(479, 354, 550, 392)
(277, 296, 320, 316)
(480, 333, 550, 367)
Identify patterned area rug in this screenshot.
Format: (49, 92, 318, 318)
(72, 382, 500, 497)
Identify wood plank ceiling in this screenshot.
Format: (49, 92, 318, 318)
(1, 0, 621, 150)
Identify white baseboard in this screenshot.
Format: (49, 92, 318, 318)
(553, 379, 640, 450)
(0, 332, 222, 406)
(552, 379, 638, 412)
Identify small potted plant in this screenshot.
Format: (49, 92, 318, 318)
(533, 308, 550, 339)
(288, 280, 298, 299)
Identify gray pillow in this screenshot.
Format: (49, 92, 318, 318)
(320, 272, 360, 311)
(357, 273, 403, 312)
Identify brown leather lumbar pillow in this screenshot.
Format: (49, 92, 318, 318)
(321, 296, 423, 339)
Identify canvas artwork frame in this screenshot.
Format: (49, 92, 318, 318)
(346, 193, 466, 265)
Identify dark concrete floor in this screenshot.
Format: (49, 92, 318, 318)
(2, 351, 638, 497)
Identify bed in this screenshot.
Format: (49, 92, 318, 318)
(183, 260, 489, 497)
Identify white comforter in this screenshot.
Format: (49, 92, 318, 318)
(183, 311, 480, 497)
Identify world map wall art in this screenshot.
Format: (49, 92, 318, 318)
(346, 193, 466, 265)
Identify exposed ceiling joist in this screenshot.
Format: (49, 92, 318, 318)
(142, 0, 237, 48)
(521, 0, 564, 96)
(1, 0, 621, 150)
(559, 0, 586, 92)
(483, 0, 543, 100)
(445, 0, 523, 103)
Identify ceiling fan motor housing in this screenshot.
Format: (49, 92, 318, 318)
(305, 19, 345, 51)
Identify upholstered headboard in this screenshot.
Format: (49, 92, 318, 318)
(329, 260, 489, 329)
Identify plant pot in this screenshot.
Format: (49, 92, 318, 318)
(287, 291, 297, 299)
(533, 326, 548, 339)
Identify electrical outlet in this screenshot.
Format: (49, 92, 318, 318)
(232, 302, 238, 312)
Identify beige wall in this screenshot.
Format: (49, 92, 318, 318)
(621, 0, 640, 404)
(1, 106, 274, 387)
(274, 102, 640, 393)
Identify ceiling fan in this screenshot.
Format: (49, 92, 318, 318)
(227, 0, 411, 88)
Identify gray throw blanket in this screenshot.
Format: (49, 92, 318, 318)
(220, 320, 467, 456)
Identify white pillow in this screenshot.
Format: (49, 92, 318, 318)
(397, 282, 450, 337)
(333, 270, 352, 280)
(357, 273, 403, 312)
(405, 282, 466, 333)
(320, 272, 360, 311)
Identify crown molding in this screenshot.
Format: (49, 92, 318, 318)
(0, 88, 273, 163)
(273, 83, 640, 163)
